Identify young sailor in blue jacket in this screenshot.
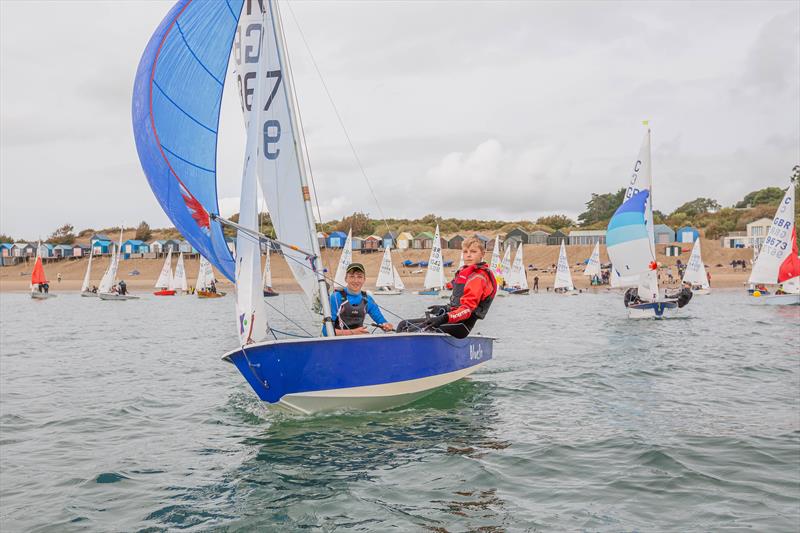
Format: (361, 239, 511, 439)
(326, 262, 394, 336)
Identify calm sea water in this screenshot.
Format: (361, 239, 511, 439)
(1, 290, 798, 531)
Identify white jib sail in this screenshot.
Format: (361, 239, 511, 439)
(98, 245, 118, 294)
(239, 1, 320, 308)
(554, 242, 574, 291)
(424, 225, 446, 290)
(81, 246, 94, 292)
(376, 247, 394, 288)
(234, 3, 269, 345)
(155, 249, 173, 289)
(196, 256, 208, 290)
(510, 242, 527, 289)
(392, 266, 405, 290)
(682, 239, 709, 288)
(333, 229, 353, 289)
(262, 246, 273, 289)
(584, 242, 601, 277)
(749, 185, 795, 285)
(174, 252, 188, 292)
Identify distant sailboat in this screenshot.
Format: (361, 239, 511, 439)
(584, 242, 602, 281)
(419, 225, 446, 295)
(507, 242, 529, 295)
(375, 246, 404, 295)
(174, 252, 188, 293)
(30, 243, 55, 299)
(748, 184, 799, 305)
(80, 245, 97, 297)
(197, 255, 225, 298)
(682, 239, 710, 295)
(487, 237, 507, 297)
(333, 229, 353, 290)
(553, 242, 577, 295)
(262, 245, 278, 297)
(154, 249, 176, 296)
(99, 229, 138, 300)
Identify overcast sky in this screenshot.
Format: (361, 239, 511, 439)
(1, 0, 798, 240)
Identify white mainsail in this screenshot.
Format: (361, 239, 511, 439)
(196, 256, 213, 291)
(553, 242, 575, 291)
(242, 0, 322, 309)
(509, 242, 527, 289)
(155, 249, 173, 289)
(174, 252, 188, 292)
(233, 3, 270, 344)
(749, 185, 796, 285)
(584, 242, 601, 277)
(333, 229, 353, 289)
(489, 236, 501, 278)
(500, 245, 512, 281)
(80, 246, 94, 292)
(682, 239, 709, 289)
(424, 225, 446, 290)
(99, 229, 123, 294)
(376, 247, 395, 289)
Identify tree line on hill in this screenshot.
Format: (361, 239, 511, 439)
(5, 171, 796, 245)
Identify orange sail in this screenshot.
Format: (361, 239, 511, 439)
(31, 256, 48, 285)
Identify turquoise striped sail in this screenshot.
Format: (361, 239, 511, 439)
(607, 190, 654, 276)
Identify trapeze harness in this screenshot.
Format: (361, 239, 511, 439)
(335, 290, 368, 330)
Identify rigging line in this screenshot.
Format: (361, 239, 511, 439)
(263, 297, 314, 337)
(274, 0, 333, 278)
(283, 0, 393, 238)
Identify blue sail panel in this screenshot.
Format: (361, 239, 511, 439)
(607, 190, 650, 247)
(132, 0, 244, 282)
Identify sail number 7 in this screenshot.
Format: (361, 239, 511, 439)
(263, 70, 282, 160)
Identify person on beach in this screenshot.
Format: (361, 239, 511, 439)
(327, 263, 393, 336)
(533, 276, 539, 292)
(396, 236, 497, 339)
(57, 272, 62, 283)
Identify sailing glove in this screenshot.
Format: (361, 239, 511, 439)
(423, 312, 448, 330)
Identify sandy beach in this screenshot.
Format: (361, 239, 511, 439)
(1, 239, 758, 293)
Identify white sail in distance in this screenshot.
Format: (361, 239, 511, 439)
(424, 225, 446, 290)
(392, 266, 405, 290)
(175, 252, 188, 292)
(510, 242, 527, 289)
(489, 236, 501, 277)
(155, 249, 173, 289)
(262, 245, 273, 289)
(81, 246, 94, 292)
(376, 247, 395, 288)
(500, 245, 512, 279)
(584, 242, 601, 277)
(99, 231, 123, 294)
(196, 256, 209, 290)
(237, 0, 321, 308)
(333, 229, 353, 289)
(682, 239, 709, 289)
(554, 242, 575, 291)
(233, 2, 270, 344)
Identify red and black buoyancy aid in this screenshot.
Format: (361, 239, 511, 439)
(447, 262, 497, 320)
(335, 290, 368, 329)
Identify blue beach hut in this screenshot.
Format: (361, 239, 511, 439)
(676, 226, 700, 243)
(327, 231, 347, 248)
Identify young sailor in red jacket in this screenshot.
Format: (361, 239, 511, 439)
(397, 236, 497, 339)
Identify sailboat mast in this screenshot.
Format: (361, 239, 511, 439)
(269, 0, 333, 335)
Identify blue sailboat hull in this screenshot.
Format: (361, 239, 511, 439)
(628, 300, 679, 319)
(223, 333, 493, 414)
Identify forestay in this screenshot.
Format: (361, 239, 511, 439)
(132, 0, 242, 282)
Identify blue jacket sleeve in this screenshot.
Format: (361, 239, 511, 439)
(366, 295, 387, 325)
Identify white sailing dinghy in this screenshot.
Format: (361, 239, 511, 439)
(419, 225, 446, 295)
(748, 184, 799, 305)
(80, 245, 97, 297)
(174, 252, 188, 294)
(553, 242, 578, 295)
(506, 242, 529, 295)
(197, 255, 224, 298)
(487, 237, 507, 297)
(30, 243, 56, 299)
(584, 242, 602, 285)
(606, 127, 681, 318)
(682, 239, 710, 295)
(154, 249, 176, 295)
(134, 0, 493, 414)
(98, 230, 139, 301)
(332, 228, 353, 290)
(375, 247, 404, 295)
